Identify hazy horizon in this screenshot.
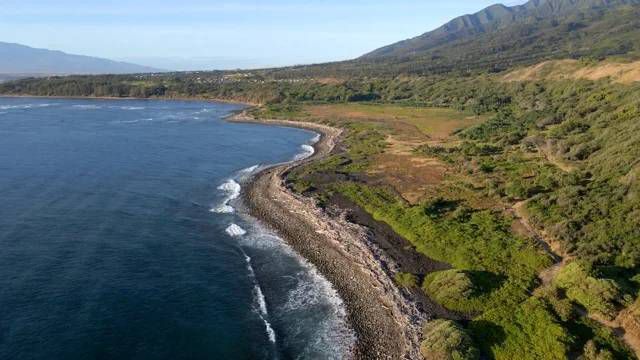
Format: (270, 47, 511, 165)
(2, 0, 527, 71)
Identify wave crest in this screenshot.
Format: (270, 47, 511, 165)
(0, 103, 53, 110)
(210, 179, 241, 213)
(294, 144, 315, 161)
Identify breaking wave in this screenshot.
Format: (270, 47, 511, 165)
(293, 144, 315, 161)
(72, 104, 102, 110)
(240, 164, 260, 174)
(206, 129, 353, 358)
(244, 254, 277, 344)
(210, 179, 242, 213)
(0, 103, 54, 110)
(237, 220, 356, 358)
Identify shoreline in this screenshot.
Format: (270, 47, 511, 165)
(0, 94, 259, 107)
(231, 112, 424, 359)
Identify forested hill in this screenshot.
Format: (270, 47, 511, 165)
(363, 0, 640, 60)
(350, 0, 640, 75)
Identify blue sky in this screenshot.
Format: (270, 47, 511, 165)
(0, 0, 527, 70)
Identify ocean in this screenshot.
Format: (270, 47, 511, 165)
(0, 97, 354, 359)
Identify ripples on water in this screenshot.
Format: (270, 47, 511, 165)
(0, 97, 354, 360)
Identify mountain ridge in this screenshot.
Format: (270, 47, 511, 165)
(362, 0, 640, 60)
(0, 42, 164, 75)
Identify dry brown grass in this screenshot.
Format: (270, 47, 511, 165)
(305, 103, 486, 139)
(503, 59, 640, 84)
(369, 136, 448, 203)
(298, 103, 488, 204)
(313, 77, 345, 85)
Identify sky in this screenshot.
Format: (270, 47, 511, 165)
(0, 0, 527, 71)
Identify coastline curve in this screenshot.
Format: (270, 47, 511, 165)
(231, 111, 424, 359)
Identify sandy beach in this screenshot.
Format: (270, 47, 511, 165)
(231, 112, 425, 359)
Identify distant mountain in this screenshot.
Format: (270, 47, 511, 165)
(355, 0, 640, 74)
(0, 42, 164, 76)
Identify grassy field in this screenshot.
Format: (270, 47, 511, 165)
(301, 103, 487, 139)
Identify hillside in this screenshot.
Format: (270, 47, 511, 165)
(0, 42, 163, 76)
(503, 59, 640, 83)
(354, 0, 640, 74)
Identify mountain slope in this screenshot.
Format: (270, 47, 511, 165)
(354, 0, 640, 74)
(0, 42, 163, 75)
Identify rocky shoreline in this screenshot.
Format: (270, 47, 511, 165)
(231, 112, 425, 359)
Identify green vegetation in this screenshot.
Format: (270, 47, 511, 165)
(335, 183, 578, 358)
(423, 270, 504, 314)
(472, 296, 571, 359)
(421, 319, 480, 360)
(394, 272, 418, 289)
(555, 262, 626, 320)
(361, 0, 640, 75)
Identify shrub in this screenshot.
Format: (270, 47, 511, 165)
(394, 272, 418, 288)
(554, 262, 622, 320)
(421, 320, 480, 360)
(423, 269, 505, 313)
(424, 270, 475, 301)
(581, 340, 614, 360)
(472, 297, 571, 360)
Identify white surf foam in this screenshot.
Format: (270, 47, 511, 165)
(193, 108, 213, 115)
(280, 269, 354, 358)
(238, 220, 356, 357)
(294, 144, 315, 161)
(240, 165, 260, 174)
(244, 254, 277, 344)
(225, 223, 247, 237)
(113, 119, 141, 124)
(72, 104, 102, 109)
(235, 164, 263, 182)
(0, 103, 53, 110)
(119, 106, 145, 110)
(210, 179, 242, 213)
(254, 283, 277, 343)
(310, 133, 321, 144)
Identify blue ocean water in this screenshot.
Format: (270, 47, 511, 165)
(0, 97, 354, 360)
